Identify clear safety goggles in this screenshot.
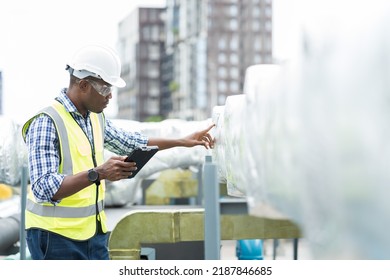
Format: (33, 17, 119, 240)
(86, 79, 112, 97)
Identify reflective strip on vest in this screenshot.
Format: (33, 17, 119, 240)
(26, 199, 104, 218)
(97, 113, 105, 145)
(42, 106, 73, 175)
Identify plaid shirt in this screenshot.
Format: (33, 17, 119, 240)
(24, 88, 148, 204)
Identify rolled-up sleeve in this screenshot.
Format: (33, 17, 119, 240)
(104, 119, 148, 155)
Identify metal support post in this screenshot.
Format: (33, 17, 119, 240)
(196, 164, 203, 205)
(203, 155, 220, 260)
(293, 238, 299, 260)
(20, 165, 28, 260)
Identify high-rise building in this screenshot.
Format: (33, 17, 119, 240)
(117, 0, 272, 121)
(117, 7, 166, 121)
(164, 0, 273, 120)
(161, 0, 208, 120)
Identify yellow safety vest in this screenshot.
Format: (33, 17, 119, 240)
(22, 100, 107, 240)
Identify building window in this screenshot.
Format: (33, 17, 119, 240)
(147, 98, 159, 115)
(149, 80, 160, 97)
(252, 7, 261, 17)
(218, 67, 227, 78)
(149, 44, 160, 60)
(265, 20, 272, 32)
(229, 19, 238, 31)
(230, 67, 239, 79)
(149, 10, 158, 21)
(218, 37, 227, 50)
(151, 25, 159, 41)
(230, 35, 239, 50)
(218, 94, 226, 105)
(142, 26, 150, 40)
(254, 54, 262, 64)
(265, 7, 272, 17)
(230, 81, 240, 92)
(254, 38, 262, 51)
(229, 4, 238, 16)
(252, 21, 261, 31)
(265, 39, 272, 51)
(218, 80, 227, 92)
(230, 53, 239, 65)
(139, 46, 148, 59)
(148, 62, 159, 78)
(218, 53, 227, 64)
(140, 9, 148, 21)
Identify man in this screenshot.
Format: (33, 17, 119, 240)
(22, 44, 214, 260)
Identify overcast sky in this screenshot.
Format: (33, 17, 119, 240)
(0, 0, 165, 124)
(0, 0, 302, 125)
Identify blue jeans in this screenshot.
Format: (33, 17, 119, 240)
(26, 228, 109, 260)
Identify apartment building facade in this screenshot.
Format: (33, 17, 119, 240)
(117, 0, 272, 121)
(117, 7, 165, 121)
(164, 0, 272, 120)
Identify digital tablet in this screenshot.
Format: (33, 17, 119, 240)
(124, 146, 159, 178)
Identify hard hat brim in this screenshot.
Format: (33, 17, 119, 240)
(108, 77, 126, 88)
(67, 66, 126, 88)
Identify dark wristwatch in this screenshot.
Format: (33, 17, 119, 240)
(87, 168, 100, 184)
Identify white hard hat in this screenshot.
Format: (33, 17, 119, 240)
(66, 44, 126, 88)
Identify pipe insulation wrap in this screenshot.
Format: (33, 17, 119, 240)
(210, 0, 390, 259)
(0, 116, 27, 186)
(0, 214, 21, 252)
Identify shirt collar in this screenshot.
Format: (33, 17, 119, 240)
(57, 88, 90, 118)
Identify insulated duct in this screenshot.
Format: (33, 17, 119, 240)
(0, 214, 20, 254)
(0, 116, 27, 186)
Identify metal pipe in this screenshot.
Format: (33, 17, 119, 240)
(108, 209, 301, 260)
(0, 214, 20, 253)
(203, 155, 220, 260)
(19, 165, 28, 260)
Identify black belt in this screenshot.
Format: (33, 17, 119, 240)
(96, 220, 105, 234)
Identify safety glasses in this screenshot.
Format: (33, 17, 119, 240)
(86, 79, 112, 97)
